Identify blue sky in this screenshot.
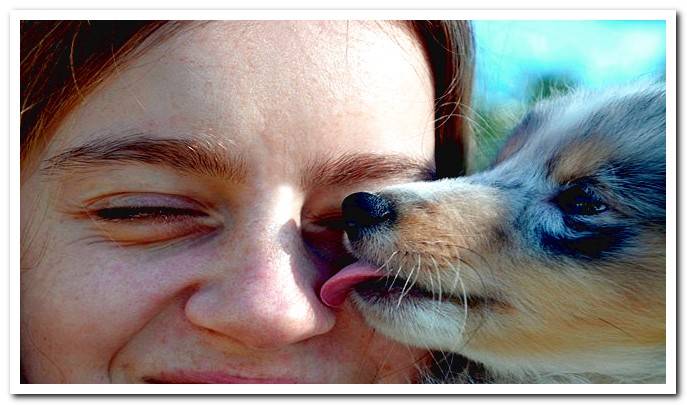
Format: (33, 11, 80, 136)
(472, 20, 666, 106)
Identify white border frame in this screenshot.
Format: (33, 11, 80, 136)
(9, 9, 676, 395)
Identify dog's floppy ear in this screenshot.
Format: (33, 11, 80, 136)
(493, 110, 540, 165)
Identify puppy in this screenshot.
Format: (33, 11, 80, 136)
(320, 84, 666, 383)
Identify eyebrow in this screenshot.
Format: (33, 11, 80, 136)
(301, 152, 435, 189)
(42, 135, 247, 182)
(42, 134, 435, 189)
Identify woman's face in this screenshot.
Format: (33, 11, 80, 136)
(21, 21, 435, 383)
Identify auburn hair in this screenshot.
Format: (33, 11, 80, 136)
(20, 20, 474, 178)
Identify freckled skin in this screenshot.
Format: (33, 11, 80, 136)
(20, 21, 435, 383)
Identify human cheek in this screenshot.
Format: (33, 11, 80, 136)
(20, 237, 217, 383)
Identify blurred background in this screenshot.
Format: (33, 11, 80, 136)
(469, 20, 666, 171)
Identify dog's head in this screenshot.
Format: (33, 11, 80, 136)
(321, 84, 666, 380)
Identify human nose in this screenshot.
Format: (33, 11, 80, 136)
(184, 187, 336, 350)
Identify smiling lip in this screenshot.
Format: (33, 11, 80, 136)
(144, 371, 297, 384)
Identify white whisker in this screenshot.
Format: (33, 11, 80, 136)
(431, 257, 443, 302)
(427, 262, 437, 302)
(397, 257, 417, 308)
(449, 262, 469, 337)
(388, 254, 406, 290)
(377, 250, 398, 273)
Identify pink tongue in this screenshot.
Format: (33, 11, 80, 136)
(320, 262, 383, 308)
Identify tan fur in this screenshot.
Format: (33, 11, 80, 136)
(550, 138, 614, 184)
(390, 188, 665, 352)
(360, 183, 665, 382)
(343, 85, 666, 383)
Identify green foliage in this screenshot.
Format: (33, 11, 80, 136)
(468, 104, 523, 173)
(526, 73, 578, 105)
(468, 72, 578, 173)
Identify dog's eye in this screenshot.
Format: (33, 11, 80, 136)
(554, 183, 608, 216)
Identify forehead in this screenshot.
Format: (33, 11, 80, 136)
(43, 21, 435, 173)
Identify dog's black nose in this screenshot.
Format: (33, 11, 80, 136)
(341, 192, 396, 242)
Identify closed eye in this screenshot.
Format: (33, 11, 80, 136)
(93, 206, 208, 222)
(302, 211, 354, 267)
(307, 213, 347, 232)
(78, 193, 220, 246)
